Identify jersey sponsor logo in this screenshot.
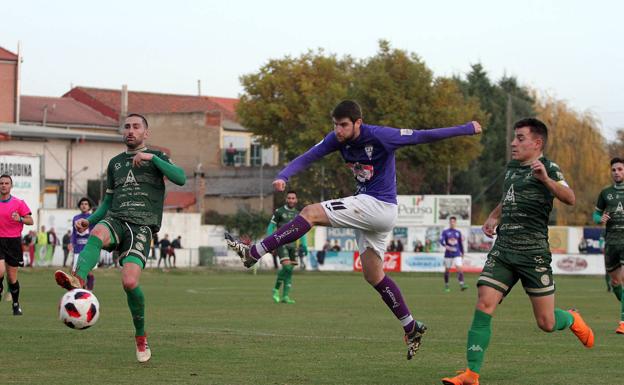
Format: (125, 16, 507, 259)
(468, 344, 483, 352)
(400, 129, 413, 136)
(364, 144, 374, 160)
(273, 225, 299, 243)
(124, 170, 139, 187)
(535, 266, 548, 273)
(346, 162, 374, 183)
(114, 162, 122, 170)
(136, 242, 145, 252)
(617, 202, 624, 213)
(136, 233, 147, 242)
(504, 184, 515, 204)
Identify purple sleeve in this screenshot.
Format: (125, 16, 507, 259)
(374, 122, 476, 151)
(277, 132, 340, 181)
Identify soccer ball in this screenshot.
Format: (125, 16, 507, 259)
(59, 289, 100, 330)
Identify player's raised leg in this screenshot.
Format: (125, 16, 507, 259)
(226, 203, 327, 267)
(55, 223, 112, 290)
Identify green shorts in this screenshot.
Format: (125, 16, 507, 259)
(100, 216, 153, 268)
(478, 245, 555, 297)
(277, 245, 297, 264)
(604, 243, 624, 273)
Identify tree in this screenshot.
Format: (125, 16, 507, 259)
(536, 95, 610, 225)
(352, 42, 485, 194)
(237, 41, 485, 203)
(454, 64, 535, 223)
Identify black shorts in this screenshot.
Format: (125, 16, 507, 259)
(0, 237, 24, 267)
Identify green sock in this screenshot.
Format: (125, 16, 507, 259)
(274, 268, 285, 290)
(283, 265, 293, 298)
(552, 308, 574, 331)
(613, 285, 622, 302)
(76, 237, 104, 279)
(125, 286, 145, 337)
(466, 309, 492, 374)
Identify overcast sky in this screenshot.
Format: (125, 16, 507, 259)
(3, 0, 623, 139)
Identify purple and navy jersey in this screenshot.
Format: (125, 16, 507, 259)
(440, 228, 464, 257)
(71, 212, 95, 253)
(277, 122, 475, 204)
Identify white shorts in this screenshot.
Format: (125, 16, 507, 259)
(321, 194, 397, 258)
(444, 256, 463, 269)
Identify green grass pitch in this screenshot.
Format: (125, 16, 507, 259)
(1, 268, 621, 384)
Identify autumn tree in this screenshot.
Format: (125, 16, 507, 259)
(237, 41, 485, 204)
(536, 94, 610, 225)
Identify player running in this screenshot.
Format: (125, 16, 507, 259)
(226, 100, 481, 360)
(54, 114, 186, 363)
(442, 118, 594, 385)
(268, 190, 307, 304)
(0, 174, 34, 315)
(440, 216, 467, 292)
(592, 157, 624, 334)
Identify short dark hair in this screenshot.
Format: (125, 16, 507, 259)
(449, 216, 457, 221)
(513, 118, 548, 149)
(77, 197, 92, 209)
(127, 113, 148, 128)
(610, 157, 624, 166)
(0, 174, 12, 183)
(286, 190, 297, 196)
(331, 100, 362, 123)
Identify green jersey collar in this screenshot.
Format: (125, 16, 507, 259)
(125, 146, 148, 155)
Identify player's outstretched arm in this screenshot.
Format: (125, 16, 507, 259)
(381, 121, 481, 149)
(151, 155, 186, 186)
(87, 193, 112, 225)
(276, 133, 340, 185)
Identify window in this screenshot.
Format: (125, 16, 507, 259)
(250, 143, 262, 166)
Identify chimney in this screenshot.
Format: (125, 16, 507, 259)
(120, 84, 128, 123)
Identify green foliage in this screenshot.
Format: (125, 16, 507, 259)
(222, 209, 271, 240)
(454, 64, 535, 222)
(237, 41, 485, 202)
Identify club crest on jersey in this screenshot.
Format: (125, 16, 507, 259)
(365, 144, 373, 160)
(114, 162, 122, 170)
(123, 170, 139, 187)
(504, 184, 515, 204)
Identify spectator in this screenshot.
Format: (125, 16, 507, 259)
(330, 240, 341, 252)
(387, 239, 397, 252)
(158, 234, 170, 268)
(47, 227, 59, 257)
(396, 239, 404, 252)
(225, 143, 236, 166)
(62, 230, 71, 267)
(413, 240, 424, 252)
(170, 236, 181, 268)
(35, 226, 48, 266)
(316, 240, 330, 266)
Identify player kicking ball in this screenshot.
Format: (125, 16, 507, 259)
(226, 100, 481, 360)
(54, 114, 186, 363)
(442, 118, 593, 385)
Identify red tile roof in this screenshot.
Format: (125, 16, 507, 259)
(64, 87, 238, 122)
(0, 47, 18, 61)
(20, 96, 118, 127)
(164, 191, 196, 209)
